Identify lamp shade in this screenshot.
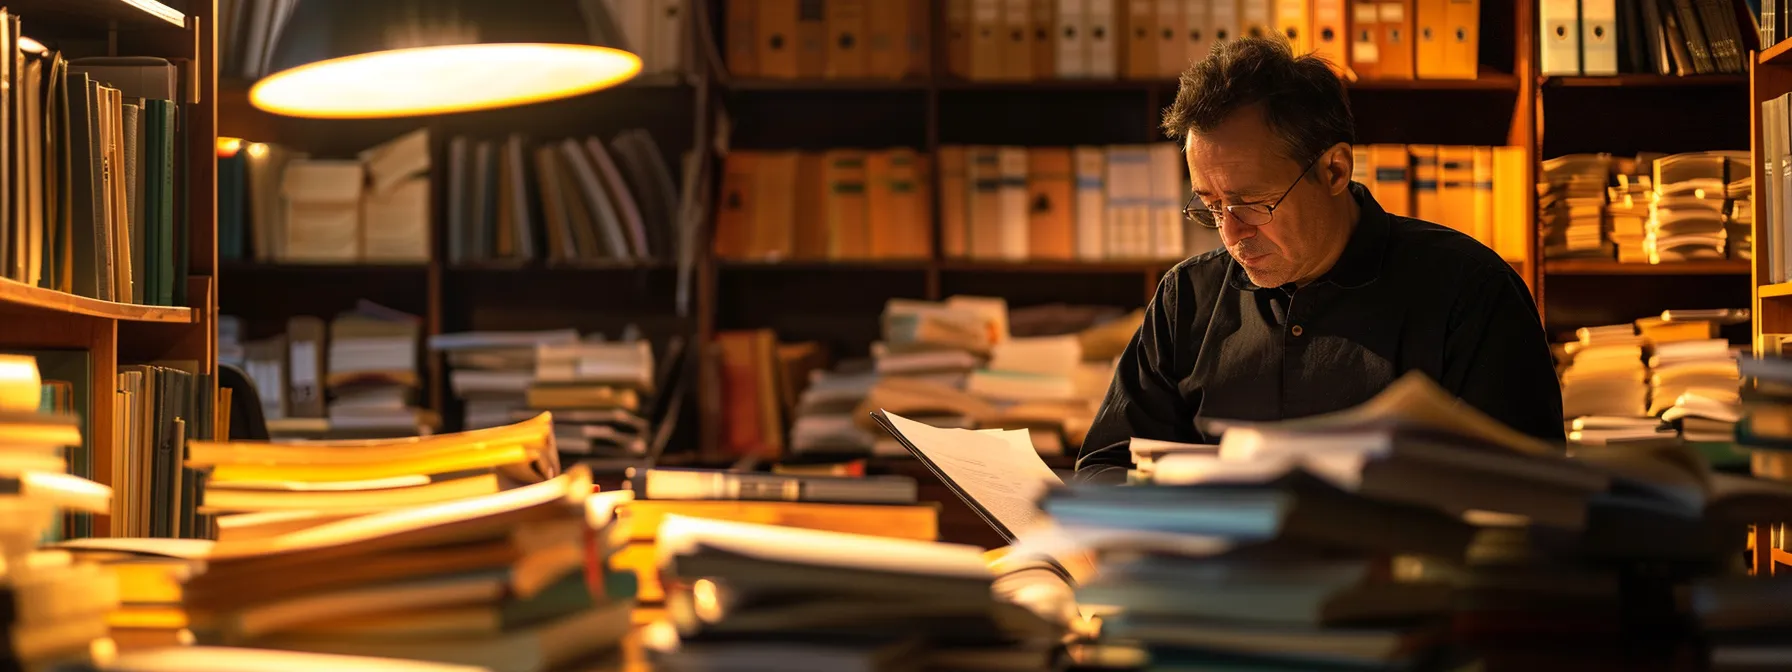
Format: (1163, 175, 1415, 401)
(249, 0, 642, 119)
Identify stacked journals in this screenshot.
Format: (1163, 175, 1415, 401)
(774, 297, 1129, 459)
(0, 355, 118, 669)
(1540, 151, 1753, 263)
(432, 330, 658, 457)
(182, 413, 560, 535)
(1554, 311, 1747, 452)
(218, 131, 430, 264)
(1646, 151, 1751, 263)
(180, 466, 636, 672)
(608, 467, 939, 606)
(220, 301, 431, 440)
(643, 515, 1062, 669)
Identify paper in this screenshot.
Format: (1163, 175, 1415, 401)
(881, 411, 1063, 540)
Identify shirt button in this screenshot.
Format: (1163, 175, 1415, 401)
(1291, 325, 1304, 337)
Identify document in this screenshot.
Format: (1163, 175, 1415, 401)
(873, 410, 1063, 542)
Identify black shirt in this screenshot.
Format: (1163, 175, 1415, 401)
(1076, 182, 1565, 483)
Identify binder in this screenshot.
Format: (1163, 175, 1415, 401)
(1275, 0, 1310, 54)
(726, 0, 758, 77)
(1378, 0, 1415, 78)
(1027, 148, 1076, 260)
(1369, 144, 1412, 218)
(1157, 0, 1189, 78)
(1210, 0, 1240, 48)
(756, 0, 800, 78)
(1579, 0, 1618, 75)
(1351, 0, 1382, 78)
(939, 146, 970, 258)
(1057, 0, 1090, 77)
(1312, 0, 1349, 70)
(972, 0, 1005, 79)
(1088, 0, 1121, 77)
(1033, 0, 1059, 77)
(825, 0, 867, 78)
(1239, 0, 1274, 40)
(796, 0, 827, 78)
(1413, 0, 1447, 77)
(1185, 0, 1213, 66)
(1442, 0, 1480, 77)
(948, 0, 975, 77)
(1003, 0, 1036, 79)
(865, 0, 908, 78)
(1124, 0, 1157, 78)
(1538, 0, 1580, 75)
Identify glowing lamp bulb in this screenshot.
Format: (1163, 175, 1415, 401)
(249, 43, 641, 119)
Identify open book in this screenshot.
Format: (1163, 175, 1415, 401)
(871, 410, 1063, 544)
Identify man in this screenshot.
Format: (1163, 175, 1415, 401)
(1076, 36, 1564, 484)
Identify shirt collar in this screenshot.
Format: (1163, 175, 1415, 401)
(1225, 181, 1391, 292)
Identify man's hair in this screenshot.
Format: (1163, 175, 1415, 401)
(1161, 36, 1355, 168)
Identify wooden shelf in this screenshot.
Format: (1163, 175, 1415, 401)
(1541, 74, 1748, 87)
(717, 259, 932, 271)
(221, 262, 430, 273)
(1543, 259, 1752, 275)
(9, 0, 184, 28)
(729, 75, 1517, 93)
(0, 277, 192, 322)
(938, 259, 1165, 273)
(447, 261, 675, 272)
(1763, 39, 1792, 66)
(1760, 282, 1792, 299)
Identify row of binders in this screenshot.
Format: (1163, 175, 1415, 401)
(1351, 144, 1532, 262)
(1539, 0, 1756, 76)
(724, 0, 1484, 81)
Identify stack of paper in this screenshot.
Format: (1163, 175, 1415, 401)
(181, 467, 637, 672)
(325, 302, 428, 437)
(1539, 154, 1613, 259)
(183, 413, 560, 538)
(643, 515, 1061, 670)
(1559, 324, 1650, 423)
(1647, 151, 1748, 263)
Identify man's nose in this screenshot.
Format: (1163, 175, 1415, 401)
(1218, 212, 1255, 245)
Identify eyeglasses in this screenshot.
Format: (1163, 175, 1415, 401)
(1182, 157, 1321, 229)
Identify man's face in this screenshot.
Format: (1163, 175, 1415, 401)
(1185, 106, 1345, 288)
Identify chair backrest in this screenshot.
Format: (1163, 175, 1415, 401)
(217, 362, 270, 441)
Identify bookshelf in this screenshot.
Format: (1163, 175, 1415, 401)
(0, 0, 220, 537)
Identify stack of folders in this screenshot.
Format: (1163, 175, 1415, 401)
(643, 515, 1063, 670)
(179, 466, 637, 672)
(611, 467, 939, 607)
(0, 355, 118, 669)
(433, 330, 657, 457)
(181, 413, 561, 540)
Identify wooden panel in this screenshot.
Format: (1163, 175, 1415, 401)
(1545, 259, 1751, 276)
(90, 319, 117, 536)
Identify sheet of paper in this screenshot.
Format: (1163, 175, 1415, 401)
(884, 411, 1063, 539)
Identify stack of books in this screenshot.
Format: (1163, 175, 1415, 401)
(183, 413, 560, 538)
(1557, 323, 1652, 433)
(1647, 151, 1749, 263)
(1539, 154, 1615, 259)
(433, 330, 657, 458)
(0, 354, 118, 668)
(1034, 373, 1615, 668)
(607, 467, 939, 608)
(323, 302, 427, 437)
(643, 515, 1061, 670)
(1606, 163, 1652, 264)
(180, 466, 636, 671)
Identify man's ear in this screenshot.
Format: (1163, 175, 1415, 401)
(1321, 142, 1353, 196)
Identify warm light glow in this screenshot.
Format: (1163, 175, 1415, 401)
(249, 43, 641, 119)
(216, 137, 243, 156)
(245, 143, 269, 159)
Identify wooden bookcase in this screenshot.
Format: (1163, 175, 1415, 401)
(0, 0, 219, 535)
